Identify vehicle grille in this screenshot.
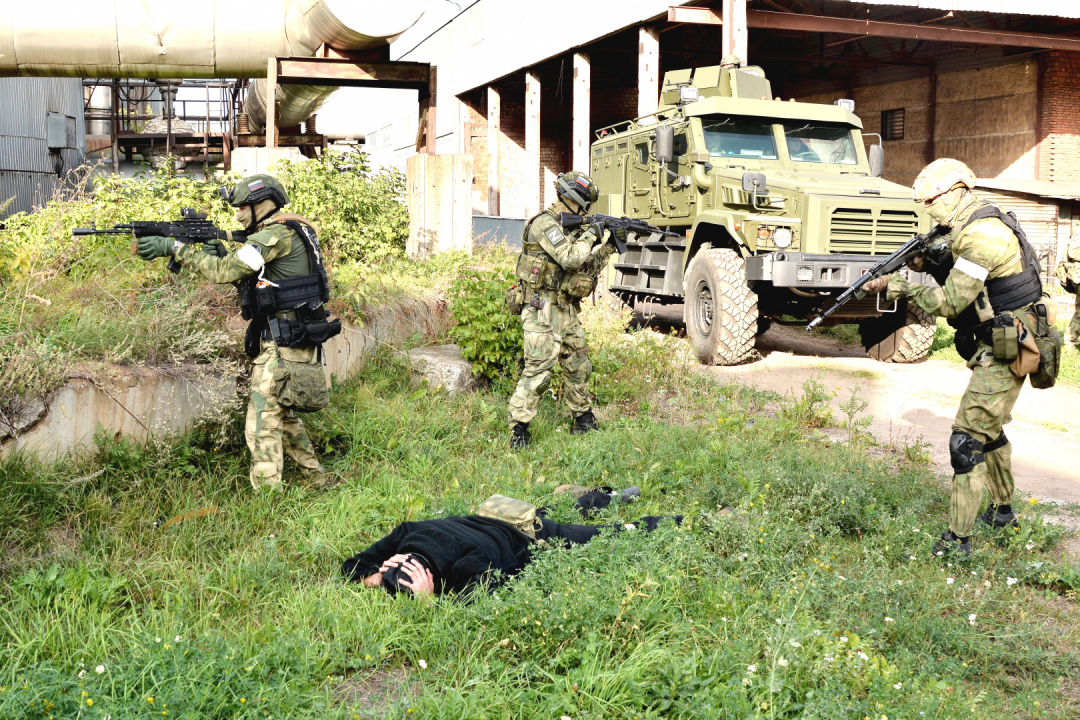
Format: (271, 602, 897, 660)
(828, 207, 920, 256)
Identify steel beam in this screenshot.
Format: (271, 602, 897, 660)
(667, 7, 1080, 52)
(275, 58, 432, 89)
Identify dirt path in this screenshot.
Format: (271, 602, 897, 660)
(639, 305, 1080, 508)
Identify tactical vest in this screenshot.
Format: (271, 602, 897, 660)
(239, 214, 341, 358)
(514, 210, 602, 302)
(941, 204, 1043, 334)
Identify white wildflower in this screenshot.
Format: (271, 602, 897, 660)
(857, 651, 869, 661)
(909, 555, 917, 560)
(968, 614, 977, 626)
(884, 617, 894, 623)
(747, 664, 757, 673)
(983, 581, 991, 588)
(839, 636, 848, 643)
(95, 665, 105, 674)
(418, 659, 428, 669)
(78, 670, 85, 678)
(1025, 541, 1035, 551)
(777, 657, 789, 667)
(1007, 577, 1018, 586)
(894, 683, 902, 690)
(946, 577, 955, 585)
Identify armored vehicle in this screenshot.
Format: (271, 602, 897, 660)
(590, 64, 935, 365)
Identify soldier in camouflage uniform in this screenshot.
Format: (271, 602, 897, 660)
(136, 175, 331, 491)
(507, 171, 624, 449)
(864, 159, 1047, 556)
(1056, 231, 1080, 349)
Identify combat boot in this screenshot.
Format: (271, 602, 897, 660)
(571, 410, 598, 435)
(931, 530, 972, 558)
(510, 422, 531, 449)
(977, 503, 1018, 529)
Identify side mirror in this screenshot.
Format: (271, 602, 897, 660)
(655, 125, 674, 164)
(742, 171, 767, 210)
(868, 143, 884, 178)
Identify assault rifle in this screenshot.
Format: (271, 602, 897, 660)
(74, 208, 246, 274)
(805, 223, 950, 331)
(559, 213, 681, 255)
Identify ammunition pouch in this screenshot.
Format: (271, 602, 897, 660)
(504, 283, 525, 316)
(268, 315, 341, 349)
(477, 494, 543, 540)
(1028, 298, 1062, 389)
(563, 271, 598, 300)
(515, 251, 564, 291)
(980, 313, 1020, 362)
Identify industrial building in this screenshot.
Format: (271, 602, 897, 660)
(352, 0, 1080, 262)
(0, 77, 85, 218)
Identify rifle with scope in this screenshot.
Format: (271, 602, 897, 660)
(73, 208, 247, 274)
(559, 213, 681, 255)
(806, 224, 950, 331)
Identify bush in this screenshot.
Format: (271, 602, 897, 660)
(447, 268, 522, 390)
(273, 148, 408, 264)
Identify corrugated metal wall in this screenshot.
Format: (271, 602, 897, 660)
(0, 77, 86, 219)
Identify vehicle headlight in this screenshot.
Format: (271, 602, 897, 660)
(774, 227, 793, 248)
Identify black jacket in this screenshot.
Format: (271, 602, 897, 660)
(341, 516, 533, 595)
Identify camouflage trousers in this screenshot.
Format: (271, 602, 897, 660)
(245, 341, 324, 490)
(949, 348, 1025, 537)
(508, 301, 592, 427)
(1068, 292, 1080, 349)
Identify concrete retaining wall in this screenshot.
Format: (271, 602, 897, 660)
(2, 298, 448, 459)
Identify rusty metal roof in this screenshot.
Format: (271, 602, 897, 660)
(832, 1, 1080, 20)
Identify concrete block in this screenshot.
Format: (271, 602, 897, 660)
(231, 147, 304, 177)
(407, 344, 482, 395)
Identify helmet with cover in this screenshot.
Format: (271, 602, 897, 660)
(218, 174, 289, 209)
(720, 54, 743, 68)
(555, 171, 599, 213)
(912, 158, 975, 226)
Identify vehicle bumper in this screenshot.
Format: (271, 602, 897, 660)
(746, 251, 930, 290)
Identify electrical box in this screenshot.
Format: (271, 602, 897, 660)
(46, 112, 68, 150)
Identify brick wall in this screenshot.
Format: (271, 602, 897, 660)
(791, 59, 1038, 188)
(1040, 51, 1080, 183)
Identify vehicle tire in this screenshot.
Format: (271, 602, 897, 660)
(858, 300, 935, 363)
(683, 249, 758, 365)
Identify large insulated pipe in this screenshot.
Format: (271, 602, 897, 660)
(0, 0, 427, 129)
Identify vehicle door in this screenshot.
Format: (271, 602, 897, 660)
(628, 135, 654, 219)
(659, 129, 692, 218)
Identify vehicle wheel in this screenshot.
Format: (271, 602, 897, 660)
(859, 300, 935, 363)
(683, 249, 759, 365)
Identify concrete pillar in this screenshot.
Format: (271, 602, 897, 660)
(525, 71, 541, 217)
(572, 53, 591, 173)
(722, 0, 748, 65)
(638, 26, 660, 117)
(487, 85, 500, 216)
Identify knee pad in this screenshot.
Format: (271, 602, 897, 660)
(949, 431, 985, 474)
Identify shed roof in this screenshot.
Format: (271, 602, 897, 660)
(976, 177, 1080, 201)
(834, 0, 1080, 20)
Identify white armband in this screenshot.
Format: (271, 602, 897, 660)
(236, 243, 265, 271)
(953, 256, 989, 282)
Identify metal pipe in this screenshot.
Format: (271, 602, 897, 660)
(2, 1, 429, 130)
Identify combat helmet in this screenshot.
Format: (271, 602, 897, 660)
(720, 54, 743, 68)
(555, 171, 599, 213)
(912, 159, 975, 202)
(218, 174, 289, 209)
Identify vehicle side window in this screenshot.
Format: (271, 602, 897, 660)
(635, 142, 649, 165)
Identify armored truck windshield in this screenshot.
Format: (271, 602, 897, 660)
(782, 121, 859, 165)
(702, 116, 778, 160)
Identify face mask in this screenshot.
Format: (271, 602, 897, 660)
(235, 206, 253, 228)
(925, 188, 962, 226)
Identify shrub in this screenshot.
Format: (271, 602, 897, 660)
(273, 148, 408, 264)
(447, 268, 522, 390)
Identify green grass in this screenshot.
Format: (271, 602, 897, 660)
(1, 330, 1077, 719)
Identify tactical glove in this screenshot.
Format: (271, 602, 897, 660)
(136, 235, 176, 261)
(613, 226, 628, 243)
(201, 238, 228, 258)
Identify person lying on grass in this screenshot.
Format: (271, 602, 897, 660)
(341, 486, 680, 598)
